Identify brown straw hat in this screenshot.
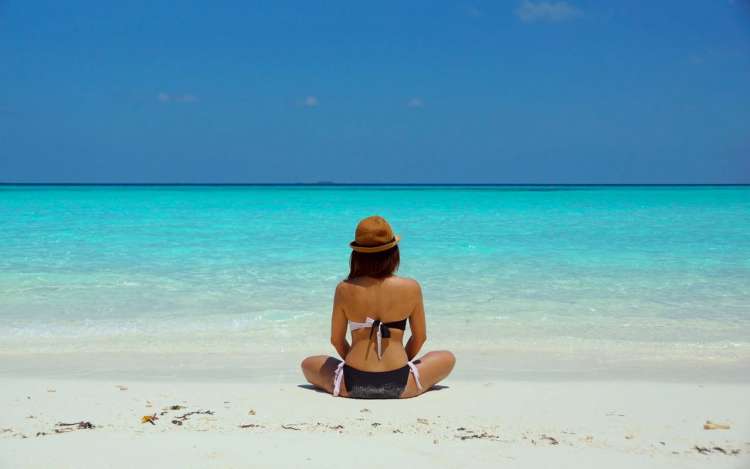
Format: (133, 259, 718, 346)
(350, 216, 400, 253)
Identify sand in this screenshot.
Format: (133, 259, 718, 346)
(1, 376, 748, 469)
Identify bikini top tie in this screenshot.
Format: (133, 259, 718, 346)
(348, 317, 407, 360)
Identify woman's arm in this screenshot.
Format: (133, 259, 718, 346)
(405, 282, 427, 360)
(330, 283, 350, 359)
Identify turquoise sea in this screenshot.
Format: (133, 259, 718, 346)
(1, 185, 749, 376)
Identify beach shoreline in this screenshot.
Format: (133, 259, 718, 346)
(2, 347, 748, 384)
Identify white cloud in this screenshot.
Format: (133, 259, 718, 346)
(406, 97, 424, 108)
(157, 92, 198, 104)
(302, 96, 319, 107)
(516, 0, 582, 23)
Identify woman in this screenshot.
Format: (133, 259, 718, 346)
(301, 215, 455, 398)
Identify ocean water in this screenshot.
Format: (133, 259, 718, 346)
(1, 185, 749, 372)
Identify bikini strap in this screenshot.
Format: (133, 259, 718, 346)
(407, 360, 423, 391)
(368, 319, 391, 360)
(332, 361, 345, 397)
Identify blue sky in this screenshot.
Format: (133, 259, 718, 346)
(1, 0, 749, 183)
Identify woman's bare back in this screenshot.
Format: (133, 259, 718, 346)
(335, 275, 421, 371)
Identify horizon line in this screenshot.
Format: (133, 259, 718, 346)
(1, 182, 749, 187)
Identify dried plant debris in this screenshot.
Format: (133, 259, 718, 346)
(703, 420, 731, 430)
(455, 427, 499, 441)
(159, 404, 187, 416)
(239, 423, 265, 429)
(459, 432, 499, 441)
(57, 421, 94, 429)
(416, 418, 429, 425)
(172, 410, 214, 423)
(31, 422, 95, 437)
(694, 446, 740, 455)
(281, 424, 301, 431)
(248, 409, 256, 416)
(116, 385, 128, 391)
(55, 421, 95, 433)
(540, 435, 559, 445)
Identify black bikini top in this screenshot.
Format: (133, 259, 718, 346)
(348, 317, 408, 359)
(379, 318, 407, 330)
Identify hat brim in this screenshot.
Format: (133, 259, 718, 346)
(350, 235, 400, 253)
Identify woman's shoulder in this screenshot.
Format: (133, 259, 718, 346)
(337, 276, 420, 291)
(334, 280, 353, 295)
(385, 275, 421, 292)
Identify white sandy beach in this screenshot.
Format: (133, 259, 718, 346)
(1, 369, 748, 469)
(3, 0, 750, 462)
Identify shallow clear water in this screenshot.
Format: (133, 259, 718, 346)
(1, 185, 748, 363)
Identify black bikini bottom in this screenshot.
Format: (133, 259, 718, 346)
(343, 364, 410, 399)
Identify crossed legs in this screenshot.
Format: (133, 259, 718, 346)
(300, 351, 455, 398)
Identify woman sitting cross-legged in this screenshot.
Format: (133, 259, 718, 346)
(301, 215, 455, 398)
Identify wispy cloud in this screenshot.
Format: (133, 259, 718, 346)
(688, 54, 705, 65)
(466, 5, 482, 17)
(406, 97, 424, 108)
(157, 92, 199, 104)
(175, 94, 198, 103)
(302, 96, 319, 107)
(515, 0, 582, 23)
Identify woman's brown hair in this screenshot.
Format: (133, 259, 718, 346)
(348, 246, 400, 279)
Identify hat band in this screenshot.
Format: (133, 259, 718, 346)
(350, 236, 400, 253)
